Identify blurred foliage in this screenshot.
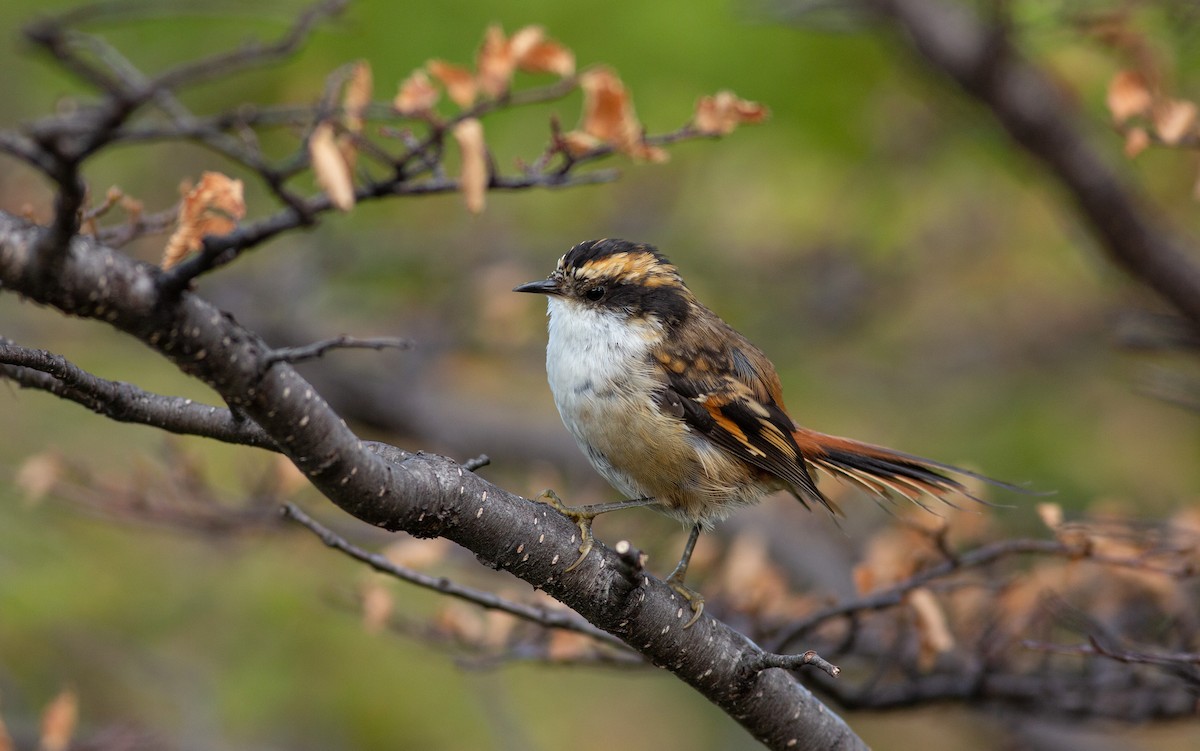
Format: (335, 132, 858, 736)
(2, 0, 1200, 749)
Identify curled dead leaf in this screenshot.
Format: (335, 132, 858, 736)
(717, 530, 790, 618)
(1107, 70, 1153, 124)
(559, 129, 604, 158)
(694, 90, 769, 136)
(1037, 502, 1063, 530)
(517, 38, 575, 77)
(394, 69, 440, 116)
(162, 171, 245, 269)
(1123, 126, 1150, 158)
(39, 687, 78, 751)
(1153, 98, 1198, 145)
(476, 25, 515, 99)
(342, 60, 373, 135)
(508, 25, 545, 61)
(310, 122, 356, 211)
(453, 118, 488, 214)
(909, 587, 955, 671)
(428, 59, 477, 108)
(16, 450, 64, 504)
(852, 527, 931, 594)
(339, 60, 373, 169)
(574, 67, 666, 163)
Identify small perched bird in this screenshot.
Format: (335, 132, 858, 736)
(516, 238, 1011, 626)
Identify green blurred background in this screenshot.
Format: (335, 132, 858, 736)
(2, 0, 1199, 748)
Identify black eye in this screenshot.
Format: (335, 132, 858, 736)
(584, 285, 606, 301)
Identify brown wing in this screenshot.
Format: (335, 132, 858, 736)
(653, 322, 835, 513)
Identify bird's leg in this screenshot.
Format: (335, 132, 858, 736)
(533, 490, 659, 571)
(665, 523, 705, 628)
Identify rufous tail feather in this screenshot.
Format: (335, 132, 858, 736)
(792, 428, 1018, 513)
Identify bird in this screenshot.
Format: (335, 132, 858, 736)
(515, 238, 1014, 627)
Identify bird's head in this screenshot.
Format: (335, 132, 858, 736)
(514, 239, 693, 327)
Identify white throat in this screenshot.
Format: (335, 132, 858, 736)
(544, 297, 658, 403)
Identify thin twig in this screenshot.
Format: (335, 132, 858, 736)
(749, 650, 842, 679)
(1022, 639, 1200, 668)
(263, 335, 413, 366)
(279, 502, 631, 649)
(461, 454, 491, 472)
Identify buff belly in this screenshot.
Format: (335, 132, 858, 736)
(544, 297, 771, 524)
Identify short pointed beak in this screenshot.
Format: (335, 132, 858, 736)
(513, 277, 561, 295)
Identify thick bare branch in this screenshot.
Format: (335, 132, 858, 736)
(0, 338, 275, 448)
(867, 0, 1200, 329)
(0, 214, 866, 751)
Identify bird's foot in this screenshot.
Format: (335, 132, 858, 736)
(665, 571, 705, 629)
(533, 489, 598, 571)
(532, 491, 659, 572)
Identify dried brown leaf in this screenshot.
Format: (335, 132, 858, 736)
(338, 60, 373, 169)
(1107, 70, 1153, 124)
(1153, 98, 1197, 145)
(394, 69, 440, 116)
(577, 67, 666, 163)
(1124, 126, 1150, 158)
(909, 587, 954, 671)
(476, 24, 515, 99)
(162, 172, 245, 269)
(453, 118, 488, 214)
(559, 129, 604, 157)
(17, 451, 64, 504)
(579, 67, 637, 147)
(360, 580, 393, 635)
(517, 39, 575, 77)
(852, 527, 931, 594)
(310, 122, 355, 211)
(428, 59, 477, 108)
(717, 530, 790, 617)
(1037, 502, 1063, 530)
(342, 60, 373, 135)
(39, 687, 78, 751)
(694, 90, 769, 136)
(507, 25, 545, 61)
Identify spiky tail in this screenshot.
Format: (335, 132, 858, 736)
(792, 428, 1013, 513)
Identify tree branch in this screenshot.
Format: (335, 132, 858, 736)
(0, 338, 275, 449)
(867, 0, 1200, 329)
(0, 214, 866, 751)
(281, 502, 628, 648)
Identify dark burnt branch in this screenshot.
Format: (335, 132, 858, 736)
(281, 502, 628, 648)
(867, 0, 1200, 329)
(0, 216, 865, 751)
(0, 338, 275, 449)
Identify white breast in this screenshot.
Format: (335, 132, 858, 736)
(543, 297, 662, 497)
